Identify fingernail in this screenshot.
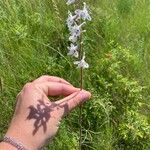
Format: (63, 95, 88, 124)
(80, 90, 91, 100)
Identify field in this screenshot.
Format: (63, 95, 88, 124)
(0, 0, 150, 149)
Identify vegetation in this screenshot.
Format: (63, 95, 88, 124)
(0, 0, 150, 149)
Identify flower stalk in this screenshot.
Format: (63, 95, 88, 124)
(66, 1, 91, 149)
(79, 33, 83, 150)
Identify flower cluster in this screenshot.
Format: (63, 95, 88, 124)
(66, 0, 91, 69)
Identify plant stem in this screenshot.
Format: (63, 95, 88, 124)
(75, 2, 83, 149)
(79, 67, 83, 150)
(79, 105, 82, 150)
(79, 29, 83, 149)
(0, 77, 3, 93)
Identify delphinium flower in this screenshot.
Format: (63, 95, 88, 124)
(66, 11, 77, 30)
(66, 1, 91, 69)
(69, 22, 86, 43)
(65, 1, 91, 149)
(75, 2, 92, 21)
(67, 43, 79, 58)
(74, 53, 89, 68)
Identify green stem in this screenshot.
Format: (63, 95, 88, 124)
(0, 77, 3, 93)
(79, 67, 83, 150)
(75, 2, 83, 149)
(79, 30, 83, 150)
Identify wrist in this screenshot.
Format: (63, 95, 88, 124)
(0, 141, 17, 150)
(5, 132, 37, 150)
(6, 122, 39, 150)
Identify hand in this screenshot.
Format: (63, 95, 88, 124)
(1, 76, 91, 150)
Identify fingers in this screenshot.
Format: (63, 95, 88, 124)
(32, 75, 71, 85)
(36, 82, 80, 96)
(57, 90, 91, 116)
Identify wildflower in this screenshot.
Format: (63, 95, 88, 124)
(74, 54, 89, 68)
(66, 11, 77, 30)
(65, 2, 91, 149)
(66, 1, 90, 70)
(75, 2, 91, 21)
(69, 22, 86, 36)
(69, 34, 78, 43)
(66, 0, 76, 5)
(68, 22, 86, 42)
(67, 43, 79, 58)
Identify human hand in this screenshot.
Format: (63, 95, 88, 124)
(1, 76, 91, 150)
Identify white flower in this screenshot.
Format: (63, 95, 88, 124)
(69, 34, 78, 43)
(66, 11, 77, 30)
(74, 54, 89, 69)
(67, 43, 79, 58)
(69, 22, 85, 42)
(69, 22, 86, 36)
(66, 0, 76, 5)
(66, 2, 91, 69)
(75, 2, 91, 21)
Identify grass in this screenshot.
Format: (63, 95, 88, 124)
(0, 0, 150, 149)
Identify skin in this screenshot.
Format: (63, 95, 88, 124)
(0, 75, 91, 150)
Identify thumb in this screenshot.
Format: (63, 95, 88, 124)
(57, 90, 91, 116)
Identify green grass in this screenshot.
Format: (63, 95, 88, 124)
(0, 0, 150, 149)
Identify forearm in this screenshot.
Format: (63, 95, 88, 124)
(3, 121, 44, 150)
(0, 121, 41, 150)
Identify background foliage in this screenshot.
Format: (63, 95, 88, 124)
(0, 0, 150, 149)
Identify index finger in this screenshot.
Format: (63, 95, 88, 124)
(32, 75, 72, 85)
(36, 82, 80, 96)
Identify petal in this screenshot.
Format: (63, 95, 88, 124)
(84, 63, 89, 68)
(74, 61, 80, 65)
(73, 51, 79, 58)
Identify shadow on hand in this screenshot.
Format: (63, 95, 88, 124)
(27, 100, 69, 135)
